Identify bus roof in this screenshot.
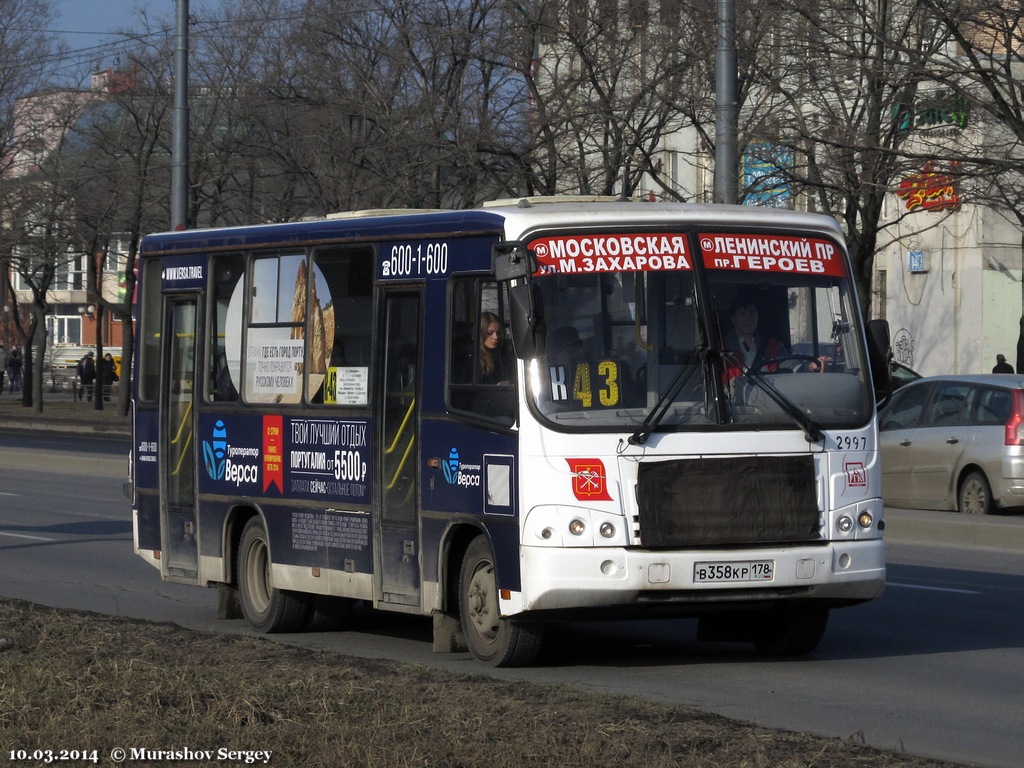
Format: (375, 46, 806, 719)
(485, 199, 846, 244)
(139, 208, 507, 255)
(139, 199, 846, 256)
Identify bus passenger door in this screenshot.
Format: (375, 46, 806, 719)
(160, 298, 200, 583)
(376, 290, 421, 608)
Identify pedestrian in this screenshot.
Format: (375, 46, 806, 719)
(0, 344, 7, 393)
(77, 351, 96, 400)
(992, 353, 1014, 374)
(7, 348, 21, 393)
(98, 353, 119, 401)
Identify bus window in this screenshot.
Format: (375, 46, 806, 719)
(208, 253, 244, 402)
(448, 278, 515, 424)
(308, 246, 373, 405)
(532, 271, 701, 424)
(708, 273, 871, 427)
(138, 260, 163, 402)
(241, 252, 312, 405)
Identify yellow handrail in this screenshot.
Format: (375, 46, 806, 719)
(169, 400, 193, 477)
(385, 398, 415, 455)
(386, 434, 415, 491)
(169, 400, 193, 445)
(385, 397, 416, 491)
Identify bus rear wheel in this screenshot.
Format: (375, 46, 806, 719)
(237, 517, 308, 633)
(459, 536, 543, 667)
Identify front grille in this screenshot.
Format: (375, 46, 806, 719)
(636, 455, 820, 547)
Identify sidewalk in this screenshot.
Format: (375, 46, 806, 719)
(0, 388, 130, 438)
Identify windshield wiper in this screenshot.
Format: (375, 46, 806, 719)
(724, 351, 824, 443)
(628, 349, 704, 445)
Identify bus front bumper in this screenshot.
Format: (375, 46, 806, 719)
(506, 539, 885, 616)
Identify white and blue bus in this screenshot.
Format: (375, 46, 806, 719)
(130, 198, 890, 666)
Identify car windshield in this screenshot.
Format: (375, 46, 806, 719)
(527, 229, 873, 433)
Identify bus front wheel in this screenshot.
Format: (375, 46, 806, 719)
(458, 537, 543, 667)
(237, 517, 308, 633)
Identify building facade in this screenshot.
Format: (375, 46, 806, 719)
(2, 71, 130, 367)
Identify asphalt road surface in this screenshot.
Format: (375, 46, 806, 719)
(1, 432, 1022, 768)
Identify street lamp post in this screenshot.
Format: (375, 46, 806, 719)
(714, 0, 738, 205)
(172, 0, 190, 231)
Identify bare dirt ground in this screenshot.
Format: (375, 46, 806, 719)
(0, 598, 971, 768)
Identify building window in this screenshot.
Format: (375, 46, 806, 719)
(53, 254, 86, 291)
(46, 315, 83, 345)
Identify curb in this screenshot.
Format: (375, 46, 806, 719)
(883, 508, 1024, 551)
(0, 418, 131, 439)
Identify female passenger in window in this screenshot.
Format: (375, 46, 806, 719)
(478, 311, 511, 385)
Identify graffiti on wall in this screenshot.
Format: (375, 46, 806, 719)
(893, 328, 915, 367)
(897, 162, 960, 212)
(892, 93, 970, 135)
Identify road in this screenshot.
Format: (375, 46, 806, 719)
(1, 432, 1022, 768)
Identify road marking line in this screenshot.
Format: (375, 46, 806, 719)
(0, 531, 56, 542)
(888, 581, 979, 595)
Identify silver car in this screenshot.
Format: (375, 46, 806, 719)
(878, 374, 1024, 514)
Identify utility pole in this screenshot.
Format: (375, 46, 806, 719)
(171, 0, 190, 230)
(714, 0, 738, 205)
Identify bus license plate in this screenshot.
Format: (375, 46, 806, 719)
(693, 560, 774, 583)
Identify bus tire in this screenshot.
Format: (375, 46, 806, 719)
(237, 517, 308, 633)
(752, 605, 829, 656)
(458, 536, 543, 667)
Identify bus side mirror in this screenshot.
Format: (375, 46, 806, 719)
(866, 319, 893, 406)
(493, 241, 537, 281)
(493, 241, 545, 359)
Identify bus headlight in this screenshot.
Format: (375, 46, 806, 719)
(858, 511, 874, 529)
(837, 515, 854, 533)
(523, 506, 629, 547)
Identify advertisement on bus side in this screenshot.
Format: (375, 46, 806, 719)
(197, 413, 372, 504)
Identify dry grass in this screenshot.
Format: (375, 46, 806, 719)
(0, 598, 967, 768)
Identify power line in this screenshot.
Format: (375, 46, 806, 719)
(9, 3, 393, 82)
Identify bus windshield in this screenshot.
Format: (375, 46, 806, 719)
(528, 229, 872, 432)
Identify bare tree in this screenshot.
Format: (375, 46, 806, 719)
(0, 0, 62, 402)
(235, 0, 531, 211)
(738, 0, 963, 316)
(62, 44, 177, 415)
(0, 87, 92, 411)
(919, 0, 1024, 214)
(520, 0, 705, 198)
(0, 0, 61, 166)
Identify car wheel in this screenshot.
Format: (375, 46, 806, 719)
(958, 470, 992, 515)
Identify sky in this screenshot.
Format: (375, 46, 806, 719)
(55, 0, 165, 50)
(52, 0, 223, 73)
